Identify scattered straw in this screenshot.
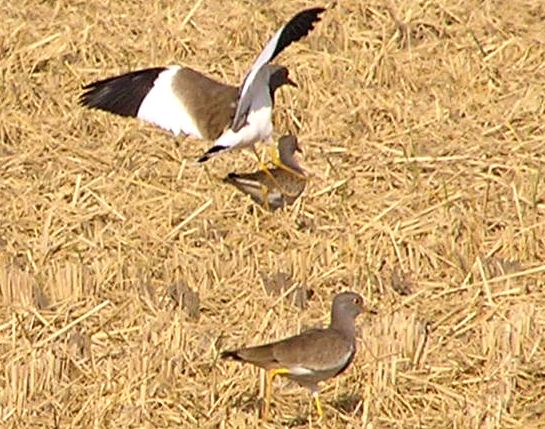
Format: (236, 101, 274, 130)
(1, 0, 545, 427)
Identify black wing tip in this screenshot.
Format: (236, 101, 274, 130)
(295, 6, 327, 23)
(78, 95, 105, 112)
(287, 7, 327, 34)
(78, 82, 99, 105)
(303, 6, 327, 16)
(78, 68, 166, 116)
(78, 88, 98, 107)
(268, 6, 327, 62)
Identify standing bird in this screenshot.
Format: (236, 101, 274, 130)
(221, 292, 369, 420)
(222, 134, 307, 211)
(79, 7, 325, 163)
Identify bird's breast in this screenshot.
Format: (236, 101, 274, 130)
(246, 105, 273, 139)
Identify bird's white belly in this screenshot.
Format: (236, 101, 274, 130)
(246, 105, 273, 142)
(137, 66, 203, 139)
(287, 346, 355, 379)
(214, 105, 273, 149)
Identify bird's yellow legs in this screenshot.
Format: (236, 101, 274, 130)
(262, 368, 324, 421)
(267, 145, 307, 200)
(262, 368, 290, 420)
(251, 146, 284, 190)
(269, 145, 281, 167)
(248, 143, 307, 206)
(269, 145, 307, 181)
(252, 146, 272, 174)
(250, 146, 290, 200)
(312, 391, 324, 418)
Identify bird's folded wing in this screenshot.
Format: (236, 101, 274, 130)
(271, 329, 354, 373)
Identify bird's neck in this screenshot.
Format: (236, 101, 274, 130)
(280, 154, 305, 175)
(269, 86, 278, 106)
(330, 312, 356, 340)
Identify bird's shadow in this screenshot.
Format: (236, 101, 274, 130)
(230, 396, 309, 426)
(230, 392, 263, 415)
(280, 415, 310, 427)
(330, 392, 363, 414)
(279, 394, 362, 427)
(230, 392, 363, 426)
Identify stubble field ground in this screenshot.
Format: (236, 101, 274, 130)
(1, 0, 545, 427)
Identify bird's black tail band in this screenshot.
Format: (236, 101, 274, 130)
(197, 145, 229, 163)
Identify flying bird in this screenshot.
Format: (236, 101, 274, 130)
(79, 7, 325, 163)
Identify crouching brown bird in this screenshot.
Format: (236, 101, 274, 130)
(222, 134, 307, 210)
(220, 291, 369, 420)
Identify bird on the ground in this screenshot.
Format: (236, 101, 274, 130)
(223, 134, 307, 210)
(221, 291, 370, 420)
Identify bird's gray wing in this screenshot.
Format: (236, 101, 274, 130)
(231, 7, 325, 131)
(272, 329, 354, 372)
(230, 66, 270, 132)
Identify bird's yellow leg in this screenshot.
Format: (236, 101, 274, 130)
(261, 184, 271, 211)
(312, 391, 324, 418)
(270, 145, 281, 167)
(281, 164, 308, 181)
(262, 368, 290, 420)
(269, 145, 307, 181)
(251, 146, 286, 192)
(252, 146, 270, 173)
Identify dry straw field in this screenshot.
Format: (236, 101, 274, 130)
(1, 0, 545, 427)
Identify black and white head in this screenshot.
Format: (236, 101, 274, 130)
(236, 7, 325, 111)
(267, 65, 297, 100)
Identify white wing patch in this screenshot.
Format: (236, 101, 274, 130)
(137, 66, 203, 139)
(287, 366, 315, 376)
(213, 103, 273, 150)
(288, 347, 354, 375)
